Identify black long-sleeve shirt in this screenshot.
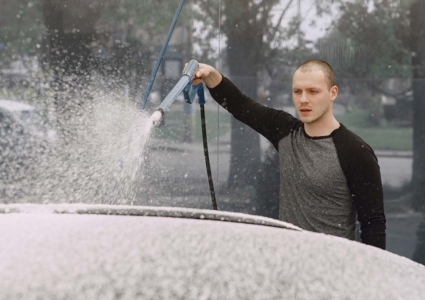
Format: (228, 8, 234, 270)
(208, 77, 386, 250)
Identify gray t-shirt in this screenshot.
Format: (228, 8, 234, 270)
(279, 126, 356, 240)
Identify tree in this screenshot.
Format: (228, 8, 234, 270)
(332, 0, 410, 78)
(316, 0, 411, 109)
(40, 0, 105, 142)
(39, 0, 192, 130)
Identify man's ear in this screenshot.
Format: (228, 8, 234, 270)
(330, 85, 338, 102)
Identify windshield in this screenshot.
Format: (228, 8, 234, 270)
(0, 0, 424, 264)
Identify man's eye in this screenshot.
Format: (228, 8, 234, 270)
(310, 90, 317, 94)
(293, 90, 301, 94)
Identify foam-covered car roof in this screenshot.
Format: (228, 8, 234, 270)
(0, 204, 424, 300)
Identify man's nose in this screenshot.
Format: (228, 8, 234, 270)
(300, 91, 308, 103)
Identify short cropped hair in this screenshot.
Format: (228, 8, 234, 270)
(295, 59, 335, 89)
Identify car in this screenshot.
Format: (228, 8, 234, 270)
(0, 99, 56, 142)
(0, 203, 424, 299)
(0, 99, 56, 200)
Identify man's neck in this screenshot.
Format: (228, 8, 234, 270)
(304, 117, 340, 137)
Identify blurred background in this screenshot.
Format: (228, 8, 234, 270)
(0, 0, 424, 263)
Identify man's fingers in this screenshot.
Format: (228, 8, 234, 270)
(192, 79, 201, 85)
(191, 69, 202, 81)
(192, 70, 203, 85)
(182, 62, 209, 82)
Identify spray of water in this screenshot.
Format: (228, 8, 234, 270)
(1, 83, 156, 205)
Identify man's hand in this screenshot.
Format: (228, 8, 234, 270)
(184, 62, 223, 89)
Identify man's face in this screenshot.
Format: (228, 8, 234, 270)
(292, 69, 337, 124)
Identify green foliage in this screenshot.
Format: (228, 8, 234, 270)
(0, 0, 192, 66)
(317, 0, 412, 79)
(349, 126, 412, 150)
(337, 109, 413, 150)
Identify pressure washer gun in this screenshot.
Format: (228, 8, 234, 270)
(150, 60, 204, 125)
(149, 59, 217, 210)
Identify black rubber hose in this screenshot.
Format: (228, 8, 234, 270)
(200, 104, 218, 210)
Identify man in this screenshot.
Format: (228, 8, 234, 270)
(192, 59, 386, 250)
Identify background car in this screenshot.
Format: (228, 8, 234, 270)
(0, 99, 56, 143)
(0, 203, 424, 300)
(0, 99, 56, 201)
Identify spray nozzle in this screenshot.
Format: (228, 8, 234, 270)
(150, 109, 164, 127)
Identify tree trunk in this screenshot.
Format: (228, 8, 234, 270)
(226, 32, 262, 189)
(41, 0, 100, 138)
(41, 1, 100, 78)
(410, 0, 425, 264)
